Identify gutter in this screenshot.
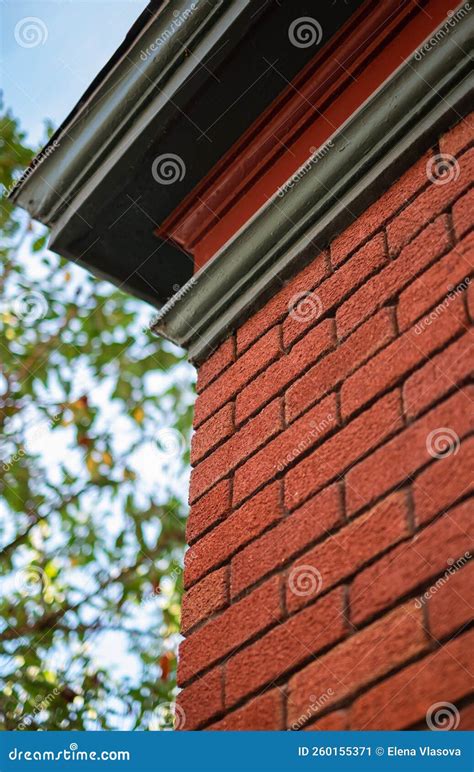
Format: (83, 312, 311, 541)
(9, 0, 240, 225)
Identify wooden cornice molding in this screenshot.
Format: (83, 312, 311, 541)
(156, 0, 460, 271)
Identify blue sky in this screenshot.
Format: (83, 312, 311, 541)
(1, 0, 148, 145)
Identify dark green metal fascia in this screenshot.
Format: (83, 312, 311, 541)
(152, 9, 473, 363)
(10, 0, 243, 224)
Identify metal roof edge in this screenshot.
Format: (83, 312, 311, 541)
(9, 0, 244, 224)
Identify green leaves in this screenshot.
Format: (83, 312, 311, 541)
(0, 106, 193, 730)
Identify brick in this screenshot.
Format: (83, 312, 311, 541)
(336, 216, 450, 339)
(196, 335, 234, 393)
(178, 575, 282, 684)
(209, 689, 284, 730)
(285, 390, 402, 511)
(235, 319, 335, 425)
(194, 326, 281, 427)
(283, 233, 386, 348)
(387, 147, 474, 255)
(287, 308, 395, 423)
(350, 629, 474, 729)
(350, 499, 473, 625)
(304, 710, 348, 731)
(397, 232, 474, 331)
(439, 112, 474, 157)
(190, 403, 233, 465)
(184, 482, 282, 588)
(403, 330, 474, 419)
(190, 398, 282, 503)
(458, 702, 474, 730)
(181, 567, 228, 635)
(287, 492, 410, 613)
(226, 587, 346, 707)
(469, 280, 474, 322)
(413, 436, 474, 526)
(346, 388, 474, 517)
(236, 252, 329, 354)
(341, 295, 468, 419)
(176, 667, 223, 729)
(287, 602, 427, 726)
(233, 393, 338, 506)
(186, 478, 230, 544)
(428, 560, 474, 640)
(452, 186, 474, 240)
(231, 484, 342, 598)
(330, 152, 431, 266)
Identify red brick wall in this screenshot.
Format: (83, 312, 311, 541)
(177, 114, 474, 731)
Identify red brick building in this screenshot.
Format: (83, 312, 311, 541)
(13, 0, 473, 731)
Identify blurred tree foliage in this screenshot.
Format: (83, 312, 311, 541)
(0, 100, 194, 730)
